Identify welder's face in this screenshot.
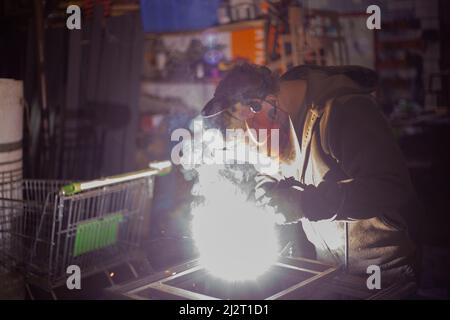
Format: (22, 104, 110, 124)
(225, 95, 292, 160)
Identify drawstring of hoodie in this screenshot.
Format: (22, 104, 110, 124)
(299, 103, 347, 268)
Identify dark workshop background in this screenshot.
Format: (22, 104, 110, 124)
(1, 0, 450, 298)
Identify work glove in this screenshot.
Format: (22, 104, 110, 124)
(254, 175, 308, 224)
(253, 174, 344, 223)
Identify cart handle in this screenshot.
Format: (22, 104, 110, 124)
(61, 160, 172, 196)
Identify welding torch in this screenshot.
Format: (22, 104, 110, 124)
(251, 175, 307, 199)
(249, 174, 308, 224)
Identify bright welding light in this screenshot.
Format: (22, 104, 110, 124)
(191, 166, 280, 282)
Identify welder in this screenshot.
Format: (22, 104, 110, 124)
(200, 63, 421, 286)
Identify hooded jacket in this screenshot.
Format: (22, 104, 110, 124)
(281, 65, 420, 282)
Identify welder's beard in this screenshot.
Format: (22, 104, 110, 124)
(245, 112, 295, 164)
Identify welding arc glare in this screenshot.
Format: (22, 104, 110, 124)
(191, 166, 280, 282)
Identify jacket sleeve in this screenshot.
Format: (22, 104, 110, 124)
(301, 95, 415, 221)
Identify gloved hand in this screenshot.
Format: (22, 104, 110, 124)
(254, 175, 308, 224)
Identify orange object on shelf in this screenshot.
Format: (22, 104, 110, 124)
(231, 27, 266, 65)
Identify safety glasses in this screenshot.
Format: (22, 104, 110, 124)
(222, 98, 291, 150)
(226, 98, 289, 129)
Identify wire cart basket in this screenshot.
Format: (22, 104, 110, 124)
(0, 161, 171, 298)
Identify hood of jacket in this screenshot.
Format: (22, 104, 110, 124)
(281, 65, 379, 109)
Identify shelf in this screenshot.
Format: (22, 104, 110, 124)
(144, 19, 266, 37)
(380, 19, 421, 30)
(377, 39, 424, 50)
(377, 60, 410, 69)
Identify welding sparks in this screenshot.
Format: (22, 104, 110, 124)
(191, 165, 280, 282)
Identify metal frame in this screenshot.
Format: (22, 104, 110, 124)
(106, 257, 339, 300)
(104, 242, 416, 300)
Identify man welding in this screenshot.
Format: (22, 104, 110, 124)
(200, 63, 421, 287)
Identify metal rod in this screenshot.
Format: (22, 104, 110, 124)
(61, 161, 171, 195)
(344, 221, 349, 271)
(33, 0, 51, 167)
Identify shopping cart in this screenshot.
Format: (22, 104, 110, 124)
(0, 168, 25, 299)
(0, 161, 171, 298)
